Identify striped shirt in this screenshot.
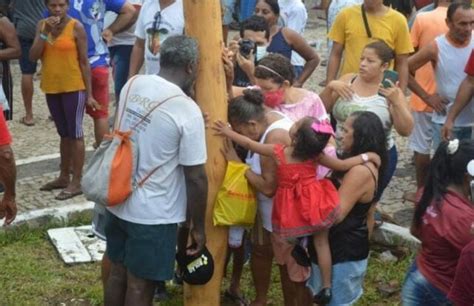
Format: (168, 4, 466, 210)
(12, 0, 46, 39)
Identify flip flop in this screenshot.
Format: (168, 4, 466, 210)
(55, 190, 83, 201)
(224, 289, 249, 306)
(40, 180, 69, 191)
(19, 116, 35, 126)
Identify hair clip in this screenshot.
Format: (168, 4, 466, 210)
(467, 160, 474, 176)
(447, 139, 459, 155)
(311, 119, 335, 136)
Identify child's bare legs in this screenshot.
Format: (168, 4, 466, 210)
(313, 230, 333, 304)
(313, 230, 331, 288)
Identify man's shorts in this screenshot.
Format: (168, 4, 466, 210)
(86, 66, 109, 119)
(408, 111, 433, 155)
(105, 210, 177, 281)
(18, 37, 38, 74)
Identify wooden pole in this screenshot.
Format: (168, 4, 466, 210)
(183, 1, 228, 305)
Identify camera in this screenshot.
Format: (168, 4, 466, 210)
(239, 39, 256, 57)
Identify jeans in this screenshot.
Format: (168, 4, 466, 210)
(109, 45, 134, 102)
(401, 261, 452, 306)
(432, 123, 472, 151)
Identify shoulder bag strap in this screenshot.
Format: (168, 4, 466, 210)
(115, 75, 140, 130)
(361, 5, 372, 38)
(134, 94, 190, 187)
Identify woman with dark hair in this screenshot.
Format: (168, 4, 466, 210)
(321, 40, 413, 230)
(307, 111, 387, 305)
(30, 0, 99, 200)
(254, 0, 319, 85)
(402, 139, 474, 305)
(222, 89, 316, 306)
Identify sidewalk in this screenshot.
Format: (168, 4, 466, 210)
(5, 13, 417, 227)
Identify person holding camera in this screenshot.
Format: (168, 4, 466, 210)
(228, 15, 270, 88)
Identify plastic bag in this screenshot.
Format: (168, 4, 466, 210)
(213, 161, 257, 226)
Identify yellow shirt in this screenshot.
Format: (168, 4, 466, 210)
(328, 5, 414, 76)
(40, 19, 86, 94)
(409, 7, 448, 112)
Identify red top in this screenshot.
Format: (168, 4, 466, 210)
(271, 144, 340, 238)
(448, 240, 474, 306)
(416, 191, 474, 294)
(464, 50, 474, 76)
(0, 107, 11, 146)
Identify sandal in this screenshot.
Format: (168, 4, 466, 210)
(19, 116, 35, 126)
(224, 289, 249, 306)
(40, 180, 69, 191)
(55, 190, 83, 201)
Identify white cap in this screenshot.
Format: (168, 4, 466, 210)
(468, 160, 474, 176)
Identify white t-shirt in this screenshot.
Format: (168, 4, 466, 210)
(107, 75, 207, 225)
(278, 0, 307, 67)
(104, 0, 143, 47)
(134, 0, 185, 74)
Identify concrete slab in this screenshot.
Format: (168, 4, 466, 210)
(47, 225, 105, 264)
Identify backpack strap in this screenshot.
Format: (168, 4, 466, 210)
(115, 75, 140, 130)
(361, 5, 372, 38)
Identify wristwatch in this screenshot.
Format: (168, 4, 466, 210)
(361, 153, 369, 163)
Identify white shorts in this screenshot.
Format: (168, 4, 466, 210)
(408, 112, 433, 155)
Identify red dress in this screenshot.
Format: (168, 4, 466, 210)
(272, 144, 340, 238)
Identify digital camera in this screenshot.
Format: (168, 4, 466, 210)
(239, 39, 256, 57)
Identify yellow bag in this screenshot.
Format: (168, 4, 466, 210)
(213, 161, 257, 226)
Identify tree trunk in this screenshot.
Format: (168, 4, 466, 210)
(183, 1, 228, 305)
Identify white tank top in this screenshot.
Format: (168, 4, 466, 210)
(245, 113, 293, 232)
(433, 35, 474, 126)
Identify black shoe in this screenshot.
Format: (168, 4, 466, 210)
(291, 244, 311, 267)
(313, 287, 332, 305)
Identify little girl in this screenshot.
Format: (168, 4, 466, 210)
(213, 115, 380, 304)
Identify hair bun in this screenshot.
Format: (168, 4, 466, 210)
(243, 89, 264, 106)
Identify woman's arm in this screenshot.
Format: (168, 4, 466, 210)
(319, 74, 355, 112)
(282, 27, 319, 87)
(336, 165, 376, 223)
(213, 120, 276, 157)
(319, 152, 380, 172)
(74, 22, 100, 109)
(30, 19, 50, 61)
(0, 17, 20, 61)
(379, 84, 414, 136)
(245, 129, 291, 197)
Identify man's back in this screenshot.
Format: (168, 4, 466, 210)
(107, 75, 207, 225)
(328, 5, 413, 75)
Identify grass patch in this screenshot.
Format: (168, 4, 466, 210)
(0, 214, 413, 305)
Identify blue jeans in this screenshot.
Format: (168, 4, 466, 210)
(402, 261, 452, 306)
(432, 123, 472, 151)
(307, 259, 368, 305)
(109, 45, 134, 102)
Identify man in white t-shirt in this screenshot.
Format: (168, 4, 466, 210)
(104, 35, 208, 305)
(128, 0, 184, 76)
(278, 0, 307, 77)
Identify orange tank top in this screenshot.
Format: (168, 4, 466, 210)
(40, 18, 86, 94)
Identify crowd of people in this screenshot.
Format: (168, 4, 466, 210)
(0, 0, 473, 305)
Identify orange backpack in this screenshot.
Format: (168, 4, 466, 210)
(81, 76, 184, 206)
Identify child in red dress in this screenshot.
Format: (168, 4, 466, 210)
(213, 115, 380, 304)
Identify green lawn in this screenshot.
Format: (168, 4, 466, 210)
(0, 213, 412, 305)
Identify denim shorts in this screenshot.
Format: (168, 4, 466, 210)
(18, 37, 38, 74)
(105, 210, 178, 281)
(401, 261, 453, 305)
(221, 0, 237, 25)
(432, 123, 472, 151)
(306, 258, 368, 305)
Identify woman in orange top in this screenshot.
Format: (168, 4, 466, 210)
(30, 0, 100, 200)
